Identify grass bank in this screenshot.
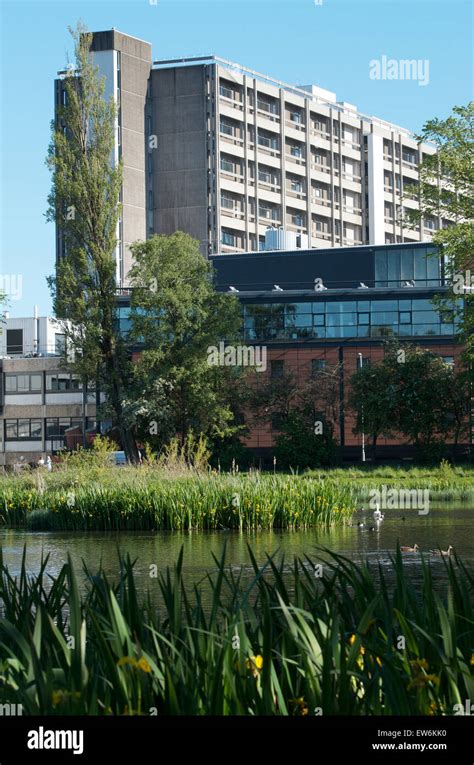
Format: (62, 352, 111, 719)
(0, 471, 354, 531)
(305, 463, 474, 502)
(0, 547, 472, 715)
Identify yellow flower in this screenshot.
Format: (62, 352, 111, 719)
(470, 654, 474, 667)
(289, 696, 309, 716)
(52, 690, 64, 705)
(137, 656, 151, 673)
(408, 674, 440, 690)
(409, 658, 429, 672)
(348, 634, 365, 654)
(245, 654, 263, 677)
(117, 656, 138, 668)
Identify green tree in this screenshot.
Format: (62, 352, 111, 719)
(350, 343, 471, 462)
(274, 407, 337, 469)
(386, 346, 454, 461)
(46, 24, 139, 462)
(348, 361, 396, 459)
(128, 232, 243, 448)
(405, 103, 474, 367)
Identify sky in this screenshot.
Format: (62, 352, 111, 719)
(0, 0, 472, 317)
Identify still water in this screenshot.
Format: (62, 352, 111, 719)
(1, 504, 472, 595)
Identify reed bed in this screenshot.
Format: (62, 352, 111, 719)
(0, 546, 472, 715)
(306, 463, 474, 503)
(0, 473, 355, 531)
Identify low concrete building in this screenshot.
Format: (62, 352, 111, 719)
(0, 317, 97, 467)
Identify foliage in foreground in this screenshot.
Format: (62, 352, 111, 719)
(0, 547, 472, 715)
(0, 474, 354, 531)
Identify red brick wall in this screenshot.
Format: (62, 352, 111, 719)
(242, 344, 465, 450)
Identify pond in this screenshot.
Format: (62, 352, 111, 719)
(1, 503, 472, 598)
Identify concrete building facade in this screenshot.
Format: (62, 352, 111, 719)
(0, 317, 97, 466)
(55, 32, 450, 285)
(55, 30, 152, 283)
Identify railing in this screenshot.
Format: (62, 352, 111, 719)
(1, 345, 63, 358)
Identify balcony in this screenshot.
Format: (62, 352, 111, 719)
(313, 230, 332, 241)
(311, 162, 331, 175)
(219, 86, 244, 112)
(286, 152, 305, 167)
(221, 200, 245, 221)
(256, 100, 280, 121)
(285, 116, 305, 133)
(287, 187, 306, 201)
(311, 195, 332, 209)
(257, 135, 280, 157)
(220, 125, 244, 148)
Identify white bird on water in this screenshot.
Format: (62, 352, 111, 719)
(373, 503, 384, 522)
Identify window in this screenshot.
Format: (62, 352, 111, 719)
(220, 120, 235, 137)
(441, 356, 454, 366)
(271, 412, 286, 430)
(46, 418, 84, 438)
(222, 230, 236, 246)
(4, 374, 42, 393)
(289, 144, 303, 158)
(6, 329, 23, 355)
(312, 359, 326, 375)
(55, 333, 66, 355)
(313, 118, 327, 133)
(259, 205, 279, 221)
(17, 375, 30, 392)
(257, 98, 278, 115)
(5, 376, 17, 393)
(5, 421, 17, 439)
(221, 194, 235, 210)
(258, 131, 279, 150)
(5, 419, 42, 440)
(220, 83, 234, 100)
(399, 312, 411, 324)
(221, 156, 236, 174)
(271, 360, 284, 378)
(290, 111, 302, 124)
(358, 313, 370, 325)
(46, 373, 82, 391)
(259, 167, 278, 186)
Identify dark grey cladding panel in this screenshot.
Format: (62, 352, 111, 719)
(210, 247, 376, 291)
(89, 31, 115, 52)
(89, 30, 152, 61)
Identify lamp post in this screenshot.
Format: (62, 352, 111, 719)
(358, 353, 366, 463)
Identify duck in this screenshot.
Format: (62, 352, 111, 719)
(400, 543, 420, 552)
(373, 508, 385, 522)
(430, 545, 454, 557)
(358, 521, 365, 528)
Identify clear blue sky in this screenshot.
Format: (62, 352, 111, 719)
(1, 0, 472, 317)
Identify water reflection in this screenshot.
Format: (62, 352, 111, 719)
(1, 504, 472, 596)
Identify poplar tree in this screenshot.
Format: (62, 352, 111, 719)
(46, 23, 139, 462)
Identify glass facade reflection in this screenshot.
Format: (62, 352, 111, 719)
(375, 246, 440, 287)
(243, 298, 457, 341)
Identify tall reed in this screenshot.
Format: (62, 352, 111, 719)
(0, 546, 472, 715)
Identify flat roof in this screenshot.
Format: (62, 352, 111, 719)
(210, 241, 438, 261)
(153, 54, 422, 140)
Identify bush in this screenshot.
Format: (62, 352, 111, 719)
(275, 411, 338, 469)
